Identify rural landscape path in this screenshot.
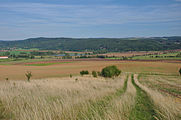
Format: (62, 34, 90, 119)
(130, 74, 159, 120)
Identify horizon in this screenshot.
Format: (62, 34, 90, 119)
(0, 0, 181, 40)
(1, 36, 181, 41)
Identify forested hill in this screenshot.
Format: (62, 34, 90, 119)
(0, 36, 181, 52)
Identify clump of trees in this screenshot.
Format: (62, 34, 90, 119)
(80, 65, 121, 78)
(101, 65, 121, 78)
(80, 70, 89, 76)
(25, 71, 32, 82)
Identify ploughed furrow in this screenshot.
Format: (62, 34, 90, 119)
(105, 75, 137, 120)
(135, 74, 181, 120)
(130, 74, 159, 120)
(74, 75, 129, 120)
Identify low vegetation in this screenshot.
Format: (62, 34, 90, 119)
(25, 71, 32, 82)
(101, 65, 121, 78)
(92, 71, 97, 77)
(130, 74, 158, 120)
(80, 70, 89, 76)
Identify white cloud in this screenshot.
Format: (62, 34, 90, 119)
(0, 2, 181, 27)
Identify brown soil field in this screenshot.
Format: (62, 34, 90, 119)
(17, 58, 181, 65)
(0, 60, 180, 81)
(100, 51, 161, 57)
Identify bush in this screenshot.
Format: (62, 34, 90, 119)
(80, 70, 89, 76)
(97, 71, 102, 76)
(179, 68, 181, 75)
(25, 71, 32, 82)
(70, 74, 72, 78)
(92, 71, 97, 77)
(101, 65, 121, 78)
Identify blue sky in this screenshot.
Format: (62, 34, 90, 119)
(0, 0, 181, 40)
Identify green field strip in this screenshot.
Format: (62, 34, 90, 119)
(130, 74, 159, 120)
(25, 62, 74, 66)
(76, 75, 129, 120)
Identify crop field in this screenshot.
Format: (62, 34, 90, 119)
(132, 51, 181, 60)
(0, 59, 180, 80)
(100, 51, 162, 57)
(0, 59, 181, 120)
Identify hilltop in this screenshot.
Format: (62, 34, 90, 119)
(0, 36, 181, 52)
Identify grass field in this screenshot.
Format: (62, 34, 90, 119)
(0, 59, 181, 120)
(132, 52, 181, 60)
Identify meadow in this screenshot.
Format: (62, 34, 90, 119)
(0, 59, 181, 120)
(132, 51, 181, 60)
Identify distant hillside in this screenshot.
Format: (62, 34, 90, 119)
(0, 36, 181, 52)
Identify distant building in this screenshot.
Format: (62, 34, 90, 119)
(0, 56, 8, 59)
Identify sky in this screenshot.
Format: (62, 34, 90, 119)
(0, 0, 181, 40)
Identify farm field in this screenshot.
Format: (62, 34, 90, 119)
(0, 59, 181, 120)
(0, 73, 181, 119)
(0, 59, 181, 80)
(132, 51, 181, 60)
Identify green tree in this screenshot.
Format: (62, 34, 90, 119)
(101, 65, 121, 78)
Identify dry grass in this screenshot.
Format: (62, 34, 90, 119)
(134, 74, 181, 120)
(105, 75, 136, 120)
(0, 75, 125, 120)
(0, 71, 181, 120)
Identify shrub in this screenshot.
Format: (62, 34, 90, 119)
(92, 71, 97, 77)
(97, 71, 102, 76)
(70, 74, 73, 78)
(179, 68, 181, 75)
(80, 70, 89, 76)
(25, 71, 32, 82)
(101, 65, 121, 78)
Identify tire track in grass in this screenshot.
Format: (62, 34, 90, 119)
(130, 74, 158, 120)
(135, 74, 181, 120)
(105, 75, 137, 120)
(76, 74, 129, 120)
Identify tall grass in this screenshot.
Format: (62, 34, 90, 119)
(135, 74, 181, 120)
(105, 75, 136, 120)
(0, 75, 125, 120)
